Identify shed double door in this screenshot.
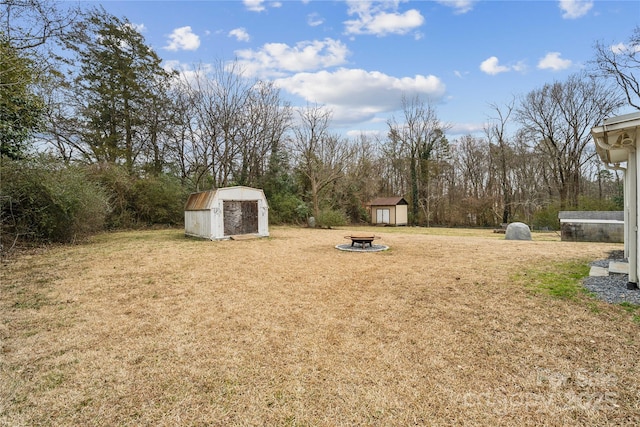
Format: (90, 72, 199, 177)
(376, 208, 390, 224)
(223, 200, 258, 236)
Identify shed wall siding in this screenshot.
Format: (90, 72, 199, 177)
(185, 210, 213, 239)
(560, 221, 624, 243)
(396, 205, 408, 225)
(558, 211, 624, 243)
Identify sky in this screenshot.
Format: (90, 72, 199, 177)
(90, 0, 639, 139)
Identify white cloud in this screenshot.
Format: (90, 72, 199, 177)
(235, 38, 350, 78)
(345, 128, 385, 139)
(436, 0, 478, 14)
(344, 1, 424, 36)
(275, 68, 446, 124)
(480, 56, 510, 75)
(243, 0, 281, 12)
(229, 27, 250, 42)
(611, 42, 627, 54)
(611, 42, 640, 54)
(512, 61, 527, 73)
(307, 12, 324, 27)
(162, 61, 213, 88)
(449, 122, 485, 136)
(126, 22, 146, 33)
(558, 0, 593, 19)
(164, 26, 200, 51)
(244, 0, 265, 12)
(537, 52, 572, 71)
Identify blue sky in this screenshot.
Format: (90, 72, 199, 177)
(92, 0, 639, 138)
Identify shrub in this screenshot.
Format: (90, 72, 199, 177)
(316, 208, 347, 228)
(267, 193, 308, 224)
(531, 203, 561, 231)
(86, 164, 188, 228)
(131, 174, 187, 225)
(577, 195, 621, 211)
(85, 163, 134, 228)
(1, 156, 109, 246)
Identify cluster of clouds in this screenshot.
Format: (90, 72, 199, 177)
(156, 0, 599, 131)
(479, 51, 573, 76)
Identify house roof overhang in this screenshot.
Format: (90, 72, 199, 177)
(591, 111, 640, 167)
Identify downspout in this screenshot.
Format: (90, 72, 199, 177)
(627, 150, 638, 289)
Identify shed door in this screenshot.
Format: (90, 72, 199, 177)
(224, 200, 258, 236)
(376, 208, 390, 224)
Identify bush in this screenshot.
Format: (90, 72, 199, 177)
(131, 174, 187, 225)
(267, 193, 308, 224)
(577, 195, 621, 211)
(316, 208, 347, 228)
(1, 156, 109, 246)
(87, 165, 187, 228)
(531, 203, 560, 230)
(85, 163, 134, 228)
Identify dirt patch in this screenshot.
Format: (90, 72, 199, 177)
(1, 226, 638, 426)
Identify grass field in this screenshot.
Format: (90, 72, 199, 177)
(1, 226, 639, 426)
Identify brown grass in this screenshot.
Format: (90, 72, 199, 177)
(1, 226, 639, 426)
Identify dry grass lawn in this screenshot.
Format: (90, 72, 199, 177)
(1, 226, 639, 426)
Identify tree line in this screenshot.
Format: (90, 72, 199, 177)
(1, 2, 638, 249)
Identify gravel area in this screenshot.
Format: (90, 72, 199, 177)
(334, 243, 389, 252)
(583, 250, 640, 305)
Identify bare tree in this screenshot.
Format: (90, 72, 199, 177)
(337, 132, 382, 222)
(453, 135, 496, 226)
(171, 61, 291, 190)
(509, 131, 547, 223)
(379, 130, 409, 197)
(235, 80, 291, 187)
(516, 73, 623, 209)
(485, 99, 516, 224)
(591, 26, 640, 110)
(386, 95, 449, 225)
(290, 104, 352, 222)
(1, 0, 80, 50)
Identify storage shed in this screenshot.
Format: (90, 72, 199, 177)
(558, 211, 624, 243)
(368, 197, 408, 226)
(184, 186, 269, 240)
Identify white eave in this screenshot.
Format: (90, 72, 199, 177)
(591, 111, 640, 166)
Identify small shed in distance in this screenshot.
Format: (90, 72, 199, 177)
(368, 196, 408, 226)
(184, 186, 269, 240)
(558, 211, 623, 243)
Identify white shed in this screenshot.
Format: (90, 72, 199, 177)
(184, 186, 269, 240)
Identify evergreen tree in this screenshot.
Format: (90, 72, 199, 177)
(62, 8, 176, 174)
(0, 36, 43, 159)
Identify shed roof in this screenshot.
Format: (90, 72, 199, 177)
(185, 186, 268, 211)
(369, 196, 408, 206)
(558, 211, 623, 221)
(184, 190, 217, 210)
